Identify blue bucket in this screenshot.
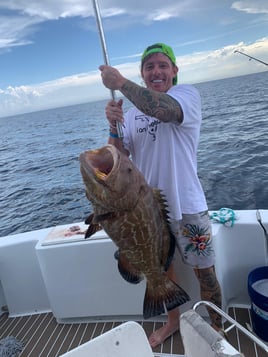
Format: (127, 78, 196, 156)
(248, 266, 268, 341)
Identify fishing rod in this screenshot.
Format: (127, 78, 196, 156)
(234, 50, 268, 66)
(92, 0, 124, 138)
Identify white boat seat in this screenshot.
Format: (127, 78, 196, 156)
(59, 321, 154, 357)
(180, 309, 243, 357)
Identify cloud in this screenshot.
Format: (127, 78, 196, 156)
(0, 71, 104, 116)
(0, 0, 195, 20)
(0, 14, 42, 51)
(231, 0, 268, 14)
(0, 1, 267, 117)
(0, 0, 90, 20)
(0, 0, 218, 53)
(0, 0, 267, 58)
(0, 37, 267, 118)
(178, 37, 268, 84)
(1, 0, 268, 23)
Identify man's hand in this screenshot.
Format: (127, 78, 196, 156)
(105, 99, 124, 128)
(99, 65, 127, 90)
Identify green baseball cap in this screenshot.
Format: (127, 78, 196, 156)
(141, 43, 177, 84)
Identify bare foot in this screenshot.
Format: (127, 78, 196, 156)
(148, 322, 179, 348)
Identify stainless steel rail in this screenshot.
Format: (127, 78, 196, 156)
(193, 300, 268, 353)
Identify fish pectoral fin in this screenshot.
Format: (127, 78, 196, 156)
(93, 212, 116, 223)
(84, 211, 116, 238)
(143, 275, 190, 319)
(114, 250, 143, 284)
(84, 222, 102, 239)
(85, 213, 94, 225)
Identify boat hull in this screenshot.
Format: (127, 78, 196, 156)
(0, 210, 267, 322)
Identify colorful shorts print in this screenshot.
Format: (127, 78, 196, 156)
(170, 211, 215, 269)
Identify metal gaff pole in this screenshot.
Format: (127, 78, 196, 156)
(92, 0, 124, 138)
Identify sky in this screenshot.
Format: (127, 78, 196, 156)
(0, 0, 267, 118)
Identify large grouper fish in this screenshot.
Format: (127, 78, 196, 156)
(79, 144, 190, 319)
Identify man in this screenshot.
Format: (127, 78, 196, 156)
(99, 43, 222, 348)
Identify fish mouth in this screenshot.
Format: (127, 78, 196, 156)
(79, 145, 117, 181)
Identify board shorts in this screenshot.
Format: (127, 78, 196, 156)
(170, 210, 215, 269)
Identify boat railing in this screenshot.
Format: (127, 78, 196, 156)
(193, 300, 268, 353)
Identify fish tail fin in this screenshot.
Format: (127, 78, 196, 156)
(114, 250, 143, 284)
(143, 275, 190, 319)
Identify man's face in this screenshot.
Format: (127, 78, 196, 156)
(141, 52, 178, 92)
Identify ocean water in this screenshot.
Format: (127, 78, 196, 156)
(1, 71, 268, 237)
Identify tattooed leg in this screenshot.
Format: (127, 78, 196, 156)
(194, 266, 222, 330)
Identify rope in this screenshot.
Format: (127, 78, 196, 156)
(209, 208, 237, 227)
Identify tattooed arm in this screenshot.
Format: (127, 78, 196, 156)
(120, 80, 183, 124)
(99, 65, 183, 124)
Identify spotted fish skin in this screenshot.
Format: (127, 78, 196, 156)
(79, 144, 190, 319)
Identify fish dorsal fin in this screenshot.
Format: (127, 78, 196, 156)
(152, 188, 176, 271)
(152, 189, 170, 220)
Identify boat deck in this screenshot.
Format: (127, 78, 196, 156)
(0, 307, 267, 357)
